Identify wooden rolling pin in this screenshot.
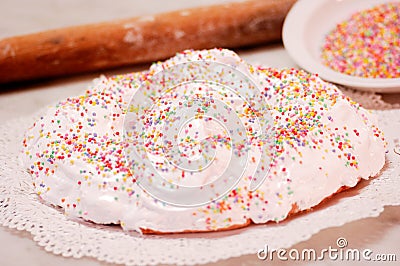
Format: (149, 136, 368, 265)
(0, 0, 296, 84)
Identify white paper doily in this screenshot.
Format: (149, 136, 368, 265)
(1, 91, 400, 266)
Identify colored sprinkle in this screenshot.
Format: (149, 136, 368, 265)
(321, 2, 400, 78)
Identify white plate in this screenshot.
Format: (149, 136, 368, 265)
(282, 0, 400, 93)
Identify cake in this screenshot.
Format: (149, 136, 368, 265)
(22, 49, 386, 233)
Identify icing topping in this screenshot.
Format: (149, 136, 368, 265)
(22, 49, 386, 233)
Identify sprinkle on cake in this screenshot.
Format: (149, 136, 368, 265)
(22, 49, 386, 233)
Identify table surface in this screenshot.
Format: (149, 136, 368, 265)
(1, 1, 399, 266)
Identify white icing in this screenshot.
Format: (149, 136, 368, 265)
(21, 49, 386, 233)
